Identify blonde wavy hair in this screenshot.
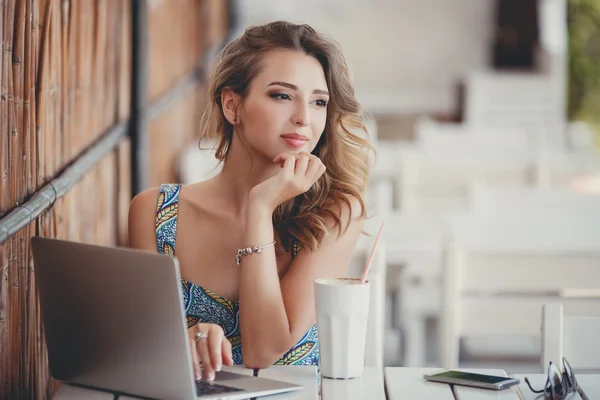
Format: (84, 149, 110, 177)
(199, 21, 374, 253)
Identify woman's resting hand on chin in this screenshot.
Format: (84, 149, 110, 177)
(249, 152, 326, 212)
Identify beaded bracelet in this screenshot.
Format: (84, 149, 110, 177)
(235, 240, 276, 265)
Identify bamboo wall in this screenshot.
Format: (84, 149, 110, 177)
(0, 0, 230, 398)
(0, 0, 132, 397)
(147, 0, 229, 188)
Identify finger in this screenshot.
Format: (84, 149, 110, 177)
(189, 335, 202, 380)
(274, 151, 310, 165)
(317, 162, 327, 178)
(295, 154, 310, 175)
(273, 152, 292, 164)
(282, 155, 296, 176)
(207, 328, 223, 372)
(222, 337, 234, 366)
(306, 156, 323, 177)
(196, 338, 215, 381)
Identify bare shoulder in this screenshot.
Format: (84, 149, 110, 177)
(129, 182, 206, 214)
(128, 186, 162, 250)
(129, 186, 161, 220)
(330, 194, 365, 225)
(177, 179, 224, 217)
(320, 194, 365, 241)
(128, 182, 215, 250)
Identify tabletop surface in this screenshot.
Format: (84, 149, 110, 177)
(52, 366, 600, 400)
(256, 365, 385, 400)
(54, 365, 385, 400)
(385, 368, 600, 400)
(385, 367, 514, 400)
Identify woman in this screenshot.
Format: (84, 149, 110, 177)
(128, 20, 373, 381)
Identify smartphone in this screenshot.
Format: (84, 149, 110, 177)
(423, 370, 520, 390)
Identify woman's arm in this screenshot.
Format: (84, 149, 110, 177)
(128, 188, 160, 251)
(239, 191, 364, 368)
(127, 188, 233, 380)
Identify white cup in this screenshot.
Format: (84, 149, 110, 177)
(314, 278, 370, 379)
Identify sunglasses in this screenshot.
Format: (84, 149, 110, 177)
(524, 358, 589, 400)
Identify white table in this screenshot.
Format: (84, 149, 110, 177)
(103, 365, 384, 399)
(257, 366, 385, 400)
(385, 367, 524, 400)
(385, 368, 456, 400)
(53, 384, 114, 399)
(513, 373, 600, 400)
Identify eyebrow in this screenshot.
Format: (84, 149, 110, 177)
(267, 81, 329, 96)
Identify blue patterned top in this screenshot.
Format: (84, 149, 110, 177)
(155, 183, 320, 366)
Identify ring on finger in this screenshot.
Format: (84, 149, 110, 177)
(195, 332, 209, 343)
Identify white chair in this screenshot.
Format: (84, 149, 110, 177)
(547, 148, 600, 187)
(367, 171, 395, 214)
(364, 242, 387, 368)
(380, 213, 446, 367)
(396, 147, 546, 214)
(414, 118, 542, 155)
(348, 227, 387, 368)
(470, 182, 600, 215)
(369, 141, 406, 210)
(439, 211, 600, 369)
(541, 303, 600, 372)
(463, 70, 566, 147)
(362, 184, 447, 366)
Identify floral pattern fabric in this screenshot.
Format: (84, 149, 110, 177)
(155, 183, 320, 366)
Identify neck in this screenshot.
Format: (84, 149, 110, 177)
(212, 136, 279, 217)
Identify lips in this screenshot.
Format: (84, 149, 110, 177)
(280, 133, 308, 149)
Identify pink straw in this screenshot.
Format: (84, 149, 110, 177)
(360, 221, 385, 284)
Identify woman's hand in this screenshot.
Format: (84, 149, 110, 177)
(249, 152, 326, 212)
(189, 323, 233, 381)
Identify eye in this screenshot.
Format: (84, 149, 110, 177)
(314, 99, 328, 107)
(269, 93, 291, 101)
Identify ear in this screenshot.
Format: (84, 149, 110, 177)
(221, 88, 241, 125)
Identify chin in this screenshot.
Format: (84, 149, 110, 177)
(283, 143, 313, 153)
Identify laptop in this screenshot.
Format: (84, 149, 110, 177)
(31, 237, 303, 400)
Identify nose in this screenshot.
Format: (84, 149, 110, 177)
(292, 103, 310, 127)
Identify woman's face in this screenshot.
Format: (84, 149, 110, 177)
(236, 49, 329, 160)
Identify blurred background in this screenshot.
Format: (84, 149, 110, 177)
(1, 0, 600, 398)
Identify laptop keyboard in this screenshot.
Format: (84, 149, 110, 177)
(195, 380, 245, 396)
